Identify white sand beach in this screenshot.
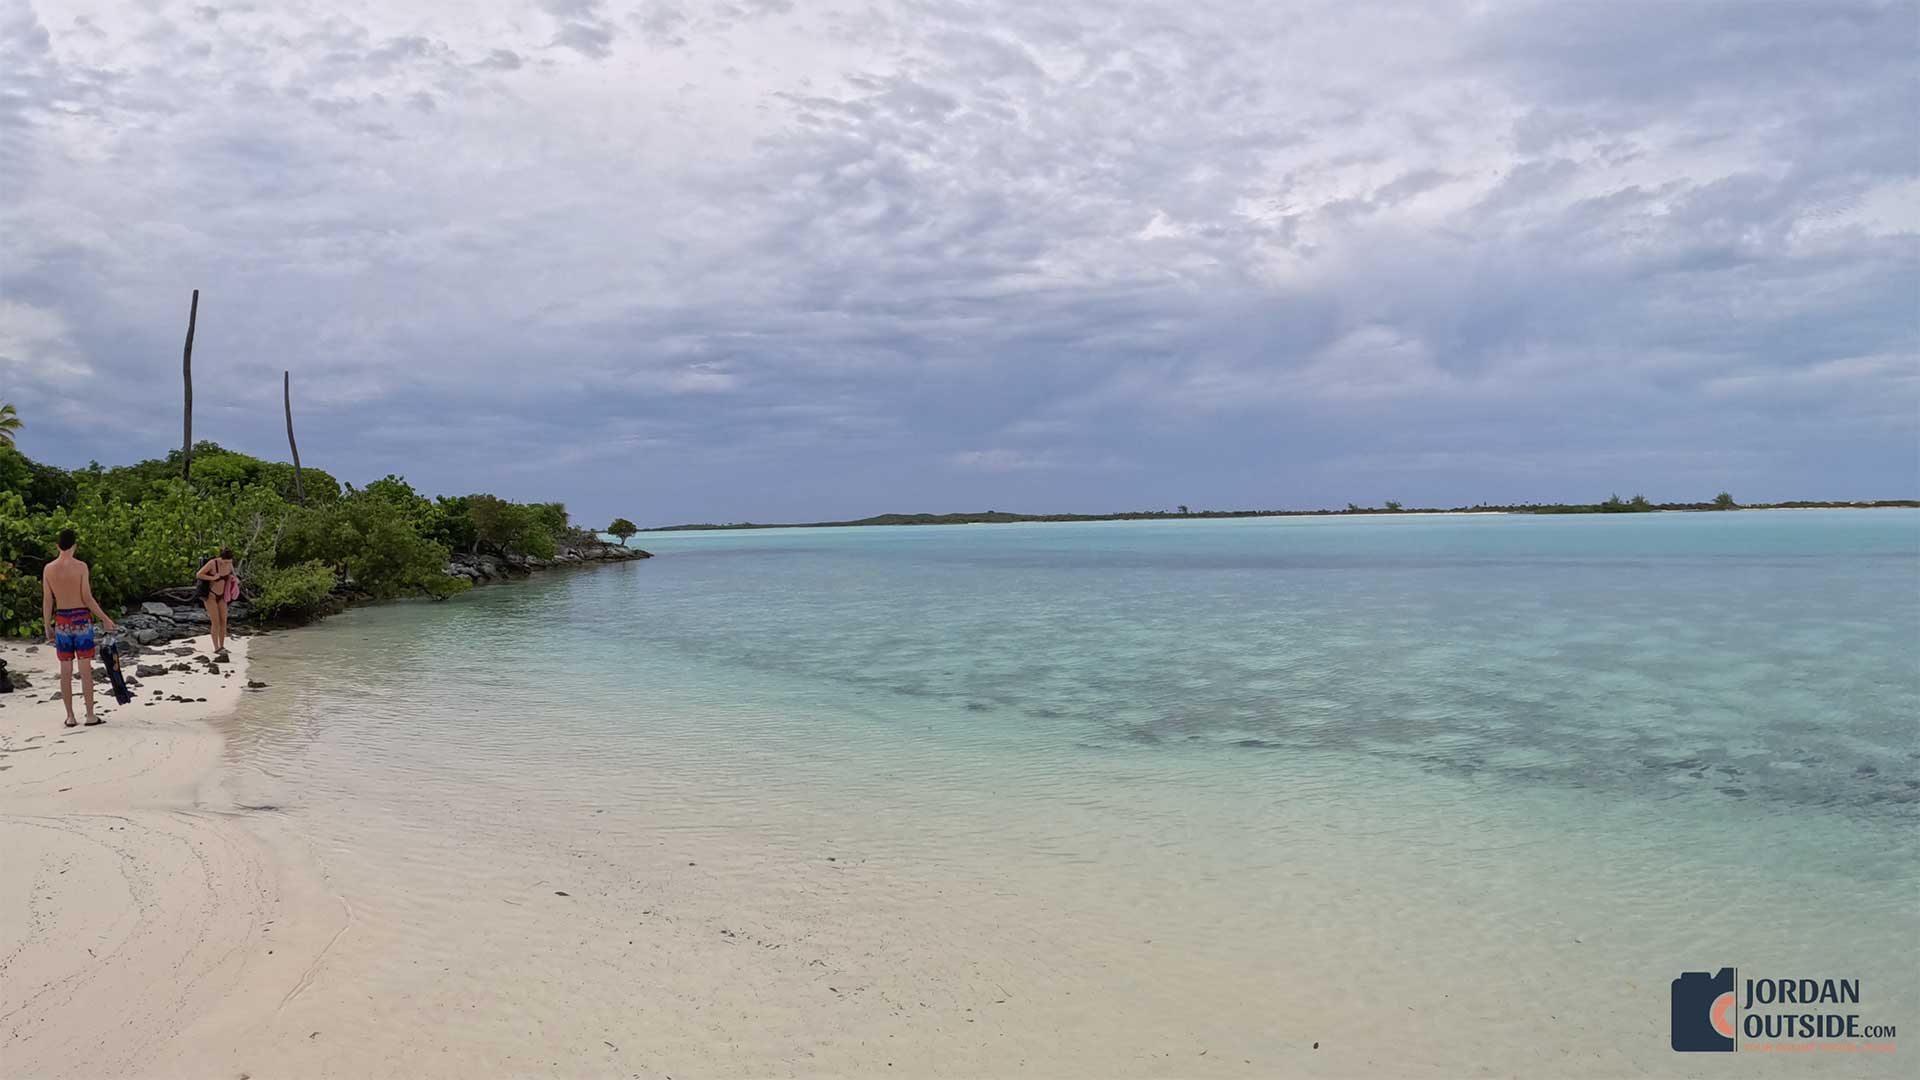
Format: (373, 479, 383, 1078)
(0, 636, 338, 1080)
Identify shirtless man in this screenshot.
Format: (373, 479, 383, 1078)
(41, 529, 117, 728)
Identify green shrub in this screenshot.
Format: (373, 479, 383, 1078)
(431, 495, 479, 553)
(0, 446, 77, 512)
(0, 490, 48, 635)
(42, 478, 293, 605)
(466, 494, 555, 559)
(249, 559, 338, 617)
(0, 569, 40, 637)
(260, 461, 342, 504)
(279, 489, 466, 599)
(0, 445, 578, 636)
(531, 501, 563, 534)
(0, 447, 28, 501)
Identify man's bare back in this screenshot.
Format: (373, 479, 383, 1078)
(43, 555, 91, 609)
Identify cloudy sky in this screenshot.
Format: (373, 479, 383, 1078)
(2, 0, 1915, 526)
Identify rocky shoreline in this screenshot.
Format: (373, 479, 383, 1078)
(443, 538, 650, 584)
(108, 539, 650, 657)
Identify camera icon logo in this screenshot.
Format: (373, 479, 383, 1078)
(1671, 968, 1737, 1052)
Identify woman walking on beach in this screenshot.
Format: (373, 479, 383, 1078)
(195, 547, 236, 653)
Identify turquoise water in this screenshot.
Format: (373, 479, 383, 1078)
(224, 510, 1920, 1075)
(622, 511, 1920, 825)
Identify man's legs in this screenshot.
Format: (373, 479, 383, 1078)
(55, 611, 99, 723)
(58, 656, 75, 724)
(80, 659, 96, 721)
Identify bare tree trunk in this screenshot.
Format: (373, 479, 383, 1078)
(182, 289, 198, 482)
(283, 370, 306, 504)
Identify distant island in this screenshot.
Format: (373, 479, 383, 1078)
(645, 494, 1919, 532)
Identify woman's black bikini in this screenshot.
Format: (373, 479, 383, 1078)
(196, 560, 232, 601)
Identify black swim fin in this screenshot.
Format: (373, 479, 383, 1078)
(101, 637, 135, 705)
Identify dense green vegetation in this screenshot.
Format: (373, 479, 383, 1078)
(0, 441, 617, 637)
(648, 495, 1918, 531)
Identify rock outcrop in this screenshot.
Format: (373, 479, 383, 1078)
(113, 599, 255, 655)
(445, 539, 649, 583)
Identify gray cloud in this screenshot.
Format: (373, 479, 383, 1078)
(476, 48, 523, 71)
(0, 0, 1913, 525)
(541, 0, 616, 58)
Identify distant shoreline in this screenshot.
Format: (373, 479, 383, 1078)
(641, 500, 1919, 533)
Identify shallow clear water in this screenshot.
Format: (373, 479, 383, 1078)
(223, 511, 1920, 1076)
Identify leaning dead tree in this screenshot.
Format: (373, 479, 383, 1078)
(181, 289, 199, 482)
(283, 370, 306, 504)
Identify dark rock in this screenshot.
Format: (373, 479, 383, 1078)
(168, 663, 193, 673)
(132, 628, 165, 645)
(247, 680, 268, 689)
(140, 602, 173, 618)
(135, 664, 167, 678)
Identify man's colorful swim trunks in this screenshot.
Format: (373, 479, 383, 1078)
(53, 608, 95, 661)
